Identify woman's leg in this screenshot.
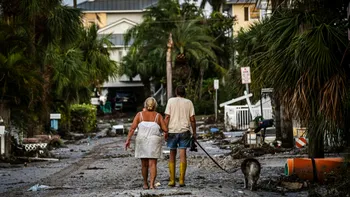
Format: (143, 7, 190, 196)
(149, 159, 157, 189)
(141, 158, 149, 189)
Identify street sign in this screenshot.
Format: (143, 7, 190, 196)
(241, 67, 251, 84)
(261, 88, 273, 93)
(50, 113, 61, 119)
(214, 79, 219, 90)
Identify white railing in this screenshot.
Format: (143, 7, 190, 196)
(224, 105, 273, 131)
(153, 84, 166, 106)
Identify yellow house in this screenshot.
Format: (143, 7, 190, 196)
(225, 0, 270, 34)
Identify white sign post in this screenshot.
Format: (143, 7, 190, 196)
(241, 67, 251, 84)
(241, 67, 252, 120)
(214, 79, 219, 121)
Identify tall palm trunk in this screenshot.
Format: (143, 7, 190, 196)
(166, 33, 173, 100)
(38, 65, 53, 136)
(141, 76, 152, 99)
(73, 0, 77, 8)
(280, 104, 294, 148)
(272, 93, 282, 140)
(308, 117, 325, 158)
(198, 66, 205, 100)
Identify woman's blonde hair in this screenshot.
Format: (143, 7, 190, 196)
(144, 97, 157, 111)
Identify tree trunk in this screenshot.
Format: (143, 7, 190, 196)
(73, 0, 77, 8)
(198, 67, 204, 100)
(141, 77, 152, 99)
(166, 33, 173, 100)
(308, 130, 325, 158)
(272, 94, 282, 140)
(280, 104, 294, 148)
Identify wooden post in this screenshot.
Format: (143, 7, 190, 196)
(166, 33, 173, 100)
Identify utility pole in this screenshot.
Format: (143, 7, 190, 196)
(166, 33, 173, 100)
(348, 2, 350, 41)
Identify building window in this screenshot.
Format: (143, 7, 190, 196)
(244, 7, 249, 21)
(250, 6, 260, 19)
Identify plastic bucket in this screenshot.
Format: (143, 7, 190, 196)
(285, 157, 344, 182)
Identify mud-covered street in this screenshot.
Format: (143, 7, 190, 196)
(0, 127, 309, 197)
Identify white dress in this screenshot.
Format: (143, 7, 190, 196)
(135, 112, 163, 158)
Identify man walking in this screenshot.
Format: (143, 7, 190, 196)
(164, 85, 196, 187)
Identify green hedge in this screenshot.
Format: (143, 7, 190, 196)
(70, 104, 97, 133)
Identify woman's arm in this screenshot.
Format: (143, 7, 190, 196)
(158, 114, 168, 133)
(158, 114, 168, 141)
(125, 112, 140, 150)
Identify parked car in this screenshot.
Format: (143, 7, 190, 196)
(115, 91, 137, 111)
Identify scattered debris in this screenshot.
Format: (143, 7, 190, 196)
(28, 184, 50, 191)
(86, 167, 106, 170)
(17, 157, 59, 162)
(281, 181, 303, 190)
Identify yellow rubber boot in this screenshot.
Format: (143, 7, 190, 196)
(168, 162, 175, 187)
(179, 162, 187, 187)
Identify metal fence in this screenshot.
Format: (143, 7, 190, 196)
(224, 105, 273, 131)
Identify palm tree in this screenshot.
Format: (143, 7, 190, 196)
(235, 2, 349, 157)
(123, 0, 219, 100)
(0, 0, 117, 135)
(77, 24, 118, 94)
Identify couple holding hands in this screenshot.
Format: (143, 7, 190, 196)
(125, 86, 196, 190)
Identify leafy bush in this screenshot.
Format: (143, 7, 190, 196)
(70, 104, 97, 133)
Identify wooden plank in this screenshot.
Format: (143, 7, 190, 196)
(16, 157, 59, 162)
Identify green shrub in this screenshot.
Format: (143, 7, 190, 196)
(70, 104, 97, 133)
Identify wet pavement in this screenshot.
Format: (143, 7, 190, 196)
(0, 127, 310, 197)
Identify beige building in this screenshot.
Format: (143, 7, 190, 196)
(225, 0, 270, 34)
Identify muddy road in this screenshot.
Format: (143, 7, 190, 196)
(0, 134, 308, 197)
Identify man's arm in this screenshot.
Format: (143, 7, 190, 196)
(164, 114, 170, 127)
(190, 115, 196, 140)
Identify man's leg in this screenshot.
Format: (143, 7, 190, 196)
(168, 149, 177, 186)
(141, 158, 149, 189)
(178, 131, 191, 187)
(149, 159, 157, 189)
(179, 149, 187, 187)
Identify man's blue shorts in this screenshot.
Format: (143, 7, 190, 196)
(167, 131, 191, 149)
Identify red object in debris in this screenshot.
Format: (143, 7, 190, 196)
(295, 137, 307, 148)
(33, 135, 61, 143)
(23, 138, 41, 144)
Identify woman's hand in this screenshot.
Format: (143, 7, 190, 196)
(125, 139, 131, 150)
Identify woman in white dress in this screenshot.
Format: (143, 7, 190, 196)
(125, 97, 168, 189)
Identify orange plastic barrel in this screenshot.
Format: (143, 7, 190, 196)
(285, 158, 344, 182)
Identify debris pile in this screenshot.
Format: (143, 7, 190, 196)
(259, 174, 309, 193)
